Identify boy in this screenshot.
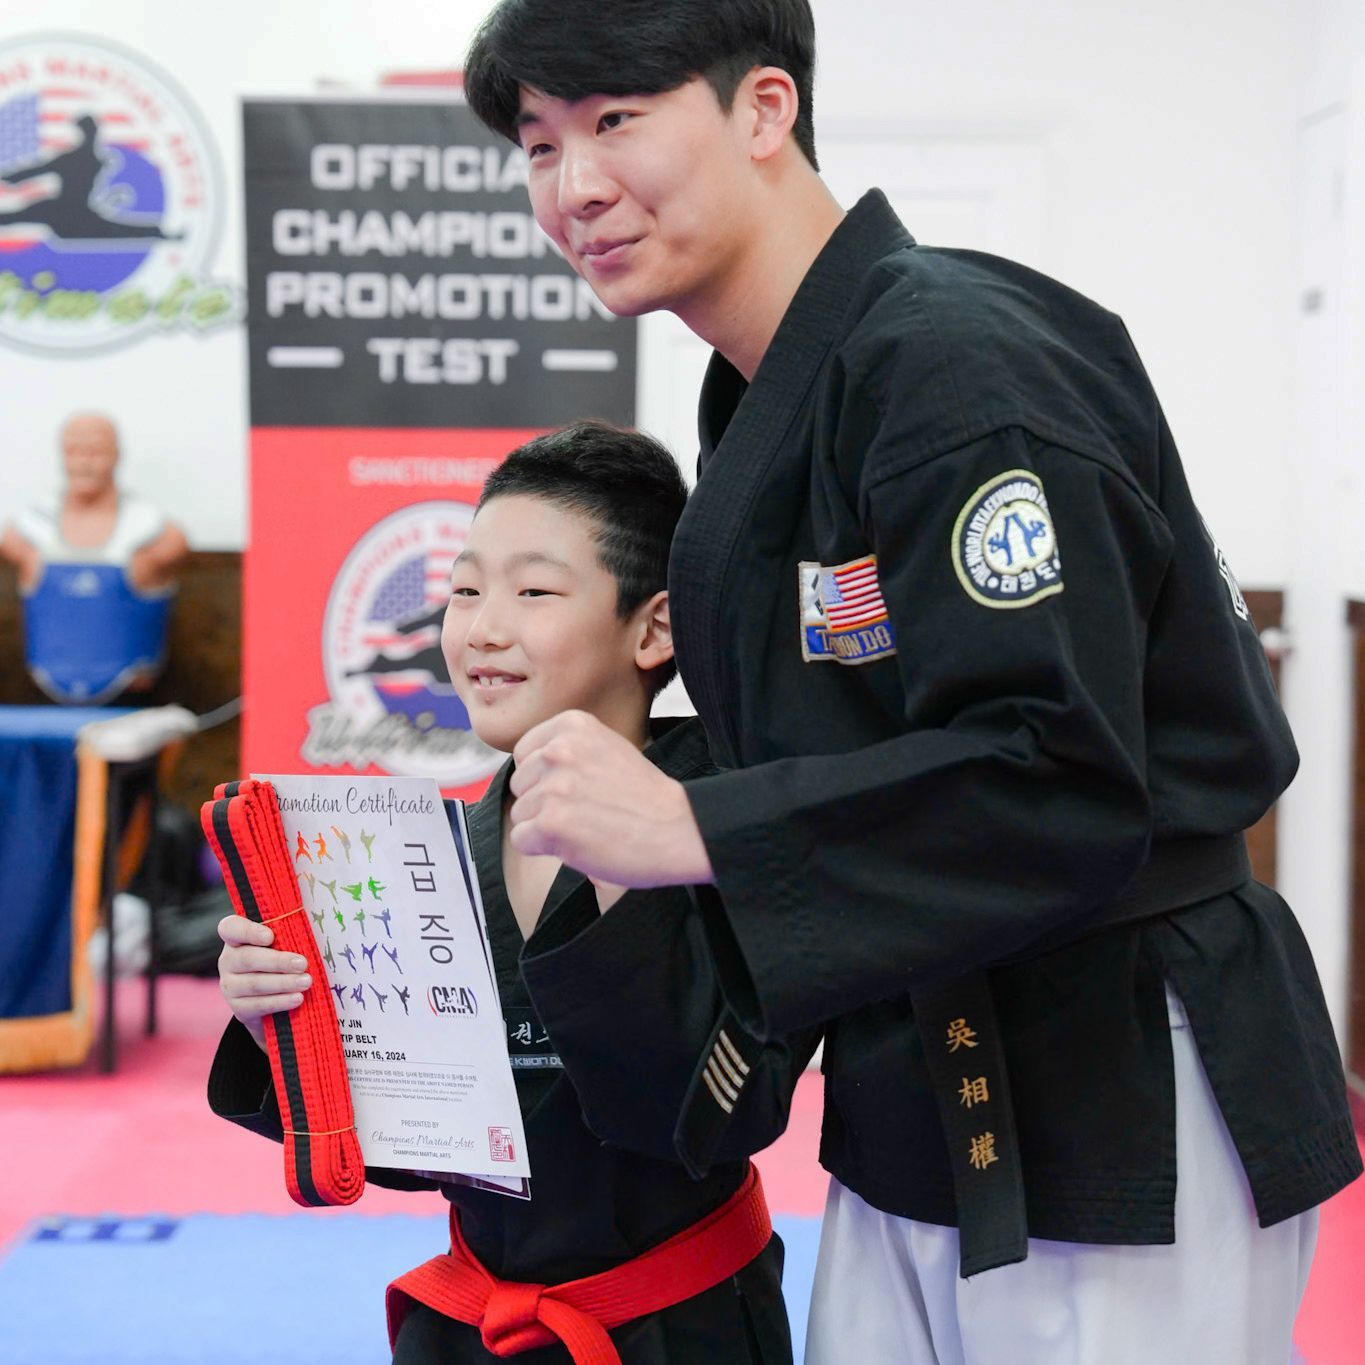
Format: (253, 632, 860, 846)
(211, 421, 813, 1363)
(461, 3, 1362, 1362)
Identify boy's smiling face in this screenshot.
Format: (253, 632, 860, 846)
(443, 493, 663, 753)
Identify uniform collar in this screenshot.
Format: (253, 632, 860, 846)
(698, 189, 915, 465)
(673, 191, 915, 755)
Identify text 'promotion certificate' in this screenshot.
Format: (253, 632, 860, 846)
(262, 774, 530, 1182)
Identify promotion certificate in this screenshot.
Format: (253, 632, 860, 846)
(261, 773, 530, 1183)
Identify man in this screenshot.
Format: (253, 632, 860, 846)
(462, 4, 1362, 1361)
(2, 412, 188, 702)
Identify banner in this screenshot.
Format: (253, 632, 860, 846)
(242, 96, 636, 799)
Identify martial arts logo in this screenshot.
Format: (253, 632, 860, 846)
(305, 501, 502, 786)
(427, 984, 479, 1017)
(0, 33, 240, 353)
(798, 553, 898, 664)
(952, 469, 1064, 609)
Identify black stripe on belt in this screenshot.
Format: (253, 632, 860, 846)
(210, 795, 322, 1208)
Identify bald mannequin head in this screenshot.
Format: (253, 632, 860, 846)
(60, 412, 120, 503)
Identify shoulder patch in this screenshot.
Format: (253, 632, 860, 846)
(799, 554, 898, 664)
(952, 469, 1064, 609)
(1199, 517, 1250, 622)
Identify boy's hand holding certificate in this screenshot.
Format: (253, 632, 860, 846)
(264, 772, 530, 1186)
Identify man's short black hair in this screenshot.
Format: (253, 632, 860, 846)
(478, 420, 688, 691)
(465, 0, 818, 170)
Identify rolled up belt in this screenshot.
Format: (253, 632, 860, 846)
(201, 778, 365, 1207)
(911, 831, 1252, 1278)
(386, 1163, 772, 1363)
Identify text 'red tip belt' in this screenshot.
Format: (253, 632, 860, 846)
(201, 779, 365, 1208)
(386, 1163, 772, 1363)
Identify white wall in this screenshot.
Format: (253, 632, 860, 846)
(1274, 3, 1365, 1050)
(820, 0, 1301, 587)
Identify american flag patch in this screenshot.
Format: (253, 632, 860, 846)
(820, 557, 888, 630)
(799, 555, 898, 664)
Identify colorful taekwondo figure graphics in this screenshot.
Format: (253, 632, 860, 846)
(0, 33, 238, 354)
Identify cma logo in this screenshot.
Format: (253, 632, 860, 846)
(427, 984, 479, 1017)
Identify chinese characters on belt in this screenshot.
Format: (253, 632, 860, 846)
(947, 1018, 998, 1172)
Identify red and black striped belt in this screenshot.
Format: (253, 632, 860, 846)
(202, 779, 365, 1207)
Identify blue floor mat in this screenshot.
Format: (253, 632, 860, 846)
(0, 1212, 820, 1364)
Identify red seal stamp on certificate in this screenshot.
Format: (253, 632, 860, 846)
(488, 1126, 516, 1163)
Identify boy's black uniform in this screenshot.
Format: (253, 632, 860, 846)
(208, 719, 811, 1363)
(669, 189, 1361, 1269)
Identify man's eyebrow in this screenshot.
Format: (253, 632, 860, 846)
(515, 110, 543, 131)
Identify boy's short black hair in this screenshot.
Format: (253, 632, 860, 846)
(478, 420, 688, 692)
(465, 0, 818, 170)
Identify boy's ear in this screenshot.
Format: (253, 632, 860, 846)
(633, 590, 674, 674)
(743, 66, 800, 164)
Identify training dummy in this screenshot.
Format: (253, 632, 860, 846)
(2, 411, 188, 704)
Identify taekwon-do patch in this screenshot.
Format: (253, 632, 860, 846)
(1199, 517, 1250, 622)
(799, 554, 898, 664)
(952, 470, 1064, 609)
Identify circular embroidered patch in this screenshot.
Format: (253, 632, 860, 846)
(951, 469, 1064, 609)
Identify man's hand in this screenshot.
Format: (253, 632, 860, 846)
(509, 711, 714, 890)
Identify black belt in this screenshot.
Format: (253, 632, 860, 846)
(910, 831, 1252, 1278)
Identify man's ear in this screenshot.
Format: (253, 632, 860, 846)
(743, 66, 800, 163)
(634, 590, 674, 674)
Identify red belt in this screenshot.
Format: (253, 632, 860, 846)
(202, 779, 365, 1207)
(386, 1163, 772, 1363)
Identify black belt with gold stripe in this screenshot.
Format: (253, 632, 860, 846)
(911, 831, 1253, 1277)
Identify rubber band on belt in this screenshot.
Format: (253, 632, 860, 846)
(912, 832, 1253, 1279)
(386, 1163, 772, 1362)
(201, 779, 364, 1208)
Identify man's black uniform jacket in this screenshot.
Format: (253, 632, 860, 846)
(670, 189, 1361, 1246)
(208, 719, 813, 1364)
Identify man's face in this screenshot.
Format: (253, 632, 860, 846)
(442, 494, 650, 753)
(518, 78, 753, 321)
(61, 416, 119, 498)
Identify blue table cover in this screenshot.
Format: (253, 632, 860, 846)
(0, 706, 132, 1018)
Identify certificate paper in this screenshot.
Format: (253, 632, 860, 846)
(261, 774, 530, 1183)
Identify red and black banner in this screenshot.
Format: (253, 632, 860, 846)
(241, 96, 636, 798)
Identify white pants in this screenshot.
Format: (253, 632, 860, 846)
(805, 988, 1319, 1365)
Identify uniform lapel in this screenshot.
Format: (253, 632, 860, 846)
(464, 763, 528, 997)
(669, 191, 915, 760)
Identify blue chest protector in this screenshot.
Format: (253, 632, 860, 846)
(24, 563, 172, 704)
